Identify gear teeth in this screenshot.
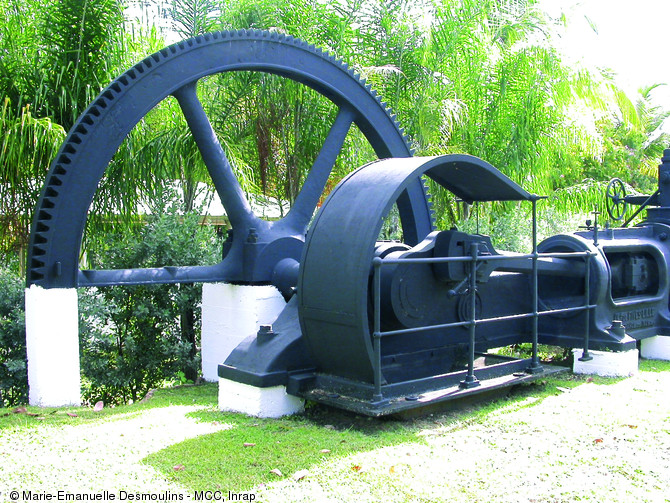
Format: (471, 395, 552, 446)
(422, 178, 437, 229)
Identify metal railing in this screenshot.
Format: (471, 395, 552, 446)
(370, 200, 596, 402)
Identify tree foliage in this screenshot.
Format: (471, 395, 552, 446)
(0, 0, 125, 264)
(0, 269, 26, 406)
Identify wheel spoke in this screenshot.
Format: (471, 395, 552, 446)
(286, 106, 356, 230)
(173, 82, 255, 228)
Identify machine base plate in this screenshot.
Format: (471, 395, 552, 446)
(294, 356, 568, 417)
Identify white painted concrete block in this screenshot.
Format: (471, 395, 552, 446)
(201, 283, 285, 382)
(572, 348, 638, 377)
(640, 335, 670, 361)
(218, 378, 304, 418)
(25, 286, 81, 407)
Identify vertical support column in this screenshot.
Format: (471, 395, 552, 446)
(578, 252, 594, 362)
(372, 257, 383, 403)
(25, 285, 81, 407)
(460, 242, 480, 389)
(527, 197, 543, 374)
(201, 283, 286, 382)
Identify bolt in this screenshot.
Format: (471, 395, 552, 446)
(609, 320, 626, 338)
(257, 324, 274, 337)
(247, 227, 258, 243)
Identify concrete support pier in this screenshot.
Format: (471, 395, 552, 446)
(640, 335, 670, 361)
(572, 348, 639, 378)
(201, 283, 304, 417)
(25, 285, 81, 407)
(201, 283, 286, 382)
(218, 379, 305, 418)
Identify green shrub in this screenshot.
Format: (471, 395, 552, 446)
(0, 269, 27, 407)
(79, 200, 220, 405)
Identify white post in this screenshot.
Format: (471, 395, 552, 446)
(25, 285, 81, 407)
(572, 348, 639, 378)
(201, 283, 305, 417)
(640, 335, 670, 361)
(201, 283, 286, 382)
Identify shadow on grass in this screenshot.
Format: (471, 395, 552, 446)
(0, 382, 221, 430)
(141, 361, 670, 493)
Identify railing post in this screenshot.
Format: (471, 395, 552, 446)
(579, 252, 594, 361)
(460, 242, 481, 389)
(372, 257, 384, 401)
(528, 198, 543, 374)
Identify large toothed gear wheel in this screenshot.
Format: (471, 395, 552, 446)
(27, 30, 434, 289)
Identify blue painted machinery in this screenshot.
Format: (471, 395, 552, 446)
(26, 31, 670, 415)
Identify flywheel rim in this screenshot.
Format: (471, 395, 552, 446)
(298, 154, 509, 385)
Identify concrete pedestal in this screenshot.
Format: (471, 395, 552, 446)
(218, 378, 305, 418)
(572, 348, 638, 378)
(640, 335, 670, 361)
(25, 286, 81, 407)
(201, 283, 286, 382)
(201, 283, 303, 417)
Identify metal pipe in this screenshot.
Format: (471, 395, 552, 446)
(377, 251, 590, 265)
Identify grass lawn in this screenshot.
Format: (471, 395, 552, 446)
(1, 359, 669, 501)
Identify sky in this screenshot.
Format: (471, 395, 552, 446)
(540, 0, 670, 111)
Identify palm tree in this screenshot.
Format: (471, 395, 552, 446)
(0, 0, 125, 265)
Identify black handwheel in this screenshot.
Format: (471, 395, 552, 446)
(27, 30, 434, 289)
(605, 178, 627, 221)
